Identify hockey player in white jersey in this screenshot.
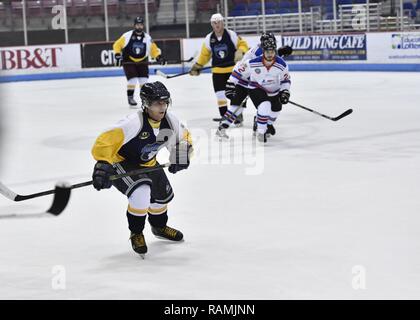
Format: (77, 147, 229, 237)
(217, 34, 291, 143)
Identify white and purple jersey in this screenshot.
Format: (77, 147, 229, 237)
(230, 55, 291, 96)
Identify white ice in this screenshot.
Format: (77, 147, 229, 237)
(0, 72, 420, 299)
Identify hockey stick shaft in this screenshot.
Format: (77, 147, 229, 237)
(289, 101, 353, 121)
(0, 164, 169, 202)
(156, 61, 235, 79)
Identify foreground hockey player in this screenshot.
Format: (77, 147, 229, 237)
(218, 33, 292, 140)
(113, 17, 167, 108)
(217, 36, 291, 143)
(189, 13, 249, 122)
(91, 81, 192, 256)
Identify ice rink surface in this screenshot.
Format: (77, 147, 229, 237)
(0, 72, 419, 299)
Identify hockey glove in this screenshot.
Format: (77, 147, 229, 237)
(114, 53, 123, 67)
(234, 50, 244, 62)
(278, 46, 293, 57)
(92, 161, 116, 190)
(168, 141, 191, 174)
(225, 81, 236, 100)
(189, 63, 203, 76)
(279, 90, 290, 105)
(156, 55, 167, 65)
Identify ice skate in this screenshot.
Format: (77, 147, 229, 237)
(266, 124, 276, 138)
(216, 124, 229, 140)
(252, 116, 257, 136)
(130, 232, 147, 257)
(257, 132, 267, 143)
(151, 225, 184, 241)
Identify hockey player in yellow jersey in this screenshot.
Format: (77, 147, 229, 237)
(113, 17, 167, 108)
(91, 81, 192, 257)
(189, 13, 249, 122)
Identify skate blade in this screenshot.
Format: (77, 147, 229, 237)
(139, 254, 146, 260)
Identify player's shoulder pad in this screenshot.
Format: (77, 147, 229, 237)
(249, 56, 263, 64)
(254, 46, 263, 57)
(275, 56, 287, 68)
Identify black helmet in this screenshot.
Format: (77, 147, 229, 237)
(140, 81, 171, 108)
(134, 17, 144, 25)
(260, 32, 277, 51)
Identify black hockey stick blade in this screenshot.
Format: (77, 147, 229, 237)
(0, 183, 71, 219)
(332, 108, 353, 121)
(46, 183, 72, 216)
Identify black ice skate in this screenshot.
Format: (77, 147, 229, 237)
(233, 113, 244, 127)
(216, 123, 229, 139)
(130, 232, 147, 256)
(252, 116, 257, 136)
(266, 124, 276, 137)
(151, 225, 184, 241)
(128, 96, 138, 108)
(257, 132, 267, 143)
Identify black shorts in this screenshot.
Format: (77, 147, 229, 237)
(212, 73, 231, 93)
(123, 63, 149, 80)
(231, 84, 249, 107)
(112, 161, 174, 204)
(249, 88, 282, 112)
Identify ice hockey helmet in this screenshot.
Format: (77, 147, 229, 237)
(140, 81, 171, 107)
(260, 32, 277, 51)
(134, 17, 144, 25)
(210, 13, 224, 23)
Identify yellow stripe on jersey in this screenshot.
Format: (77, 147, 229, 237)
(91, 128, 125, 164)
(148, 205, 168, 214)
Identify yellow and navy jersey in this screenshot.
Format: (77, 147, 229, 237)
(113, 30, 161, 63)
(92, 111, 192, 168)
(196, 29, 249, 74)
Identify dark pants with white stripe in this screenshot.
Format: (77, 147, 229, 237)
(112, 160, 174, 234)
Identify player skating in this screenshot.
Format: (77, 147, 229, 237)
(113, 17, 167, 108)
(217, 33, 292, 140)
(216, 35, 291, 143)
(91, 81, 192, 257)
(189, 13, 249, 123)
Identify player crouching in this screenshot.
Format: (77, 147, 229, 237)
(216, 35, 291, 143)
(91, 81, 192, 257)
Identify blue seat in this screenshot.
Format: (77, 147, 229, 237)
(416, 0, 420, 10)
(265, 2, 277, 10)
(248, 2, 261, 10)
(265, 9, 277, 15)
(231, 9, 247, 16)
(337, 0, 353, 4)
(403, 3, 414, 11)
(309, 0, 321, 6)
(248, 9, 261, 15)
(233, 3, 247, 11)
(277, 8, 291, 14)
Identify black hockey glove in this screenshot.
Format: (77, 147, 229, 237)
(225, 81, 236, 100)
(278, 46, 293, 57)
(92, 161, 116, 190)
(168, 142, 191, 174)
(156, 55, 167, 65)
(114, 53, 122, 67)
(279, 90, 290, 105)
(189, 63, 202, 76)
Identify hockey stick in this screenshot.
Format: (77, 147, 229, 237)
(289, 101, 353, 122)
(0, 163, 170, 219)
(155, 61, 235, 79)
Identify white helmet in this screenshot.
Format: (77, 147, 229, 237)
(210, 13, 224, 23)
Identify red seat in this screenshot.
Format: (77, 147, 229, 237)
(27, 0, 43, 17)
(88, 0, 104, 16)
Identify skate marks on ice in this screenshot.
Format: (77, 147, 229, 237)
(41, 134, 97, 151)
